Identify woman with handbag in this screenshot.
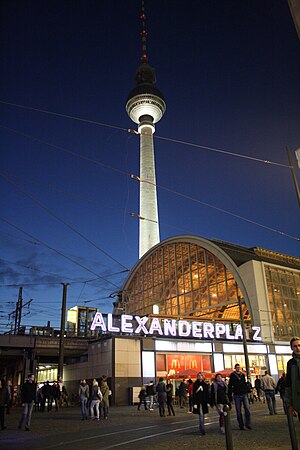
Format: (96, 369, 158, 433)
(192, 372, 210, 435)
(210, 374, 230, 434)
(90, 379, 102, 420)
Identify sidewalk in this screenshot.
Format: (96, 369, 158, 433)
(0, 400, 299, 449)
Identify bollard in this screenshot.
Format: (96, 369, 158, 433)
(223, 404, 234, 450)
(287, 408, 299, 450)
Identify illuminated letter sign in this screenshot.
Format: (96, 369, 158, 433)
(90, 312, 106, 332)
(90, 312, 262, 342)
(164, 319, 176, 336)
(121, 315, 133, 333)
(107, 314, 120, 332)
(149, 317, 163, 335)
(135, 316, 148, 334)
(215, 323, 226, 339)
(178, 320, 191, 337)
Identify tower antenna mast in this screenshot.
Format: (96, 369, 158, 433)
(140, 0, 148, 63)
(126, 0, 166, 258)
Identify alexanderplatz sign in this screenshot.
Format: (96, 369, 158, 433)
(90, 313, 262, 342)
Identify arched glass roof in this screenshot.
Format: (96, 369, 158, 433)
(121, 236, 252, 323)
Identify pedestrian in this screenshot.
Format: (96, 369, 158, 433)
(261, 370, 277, 415)
(187, 379, 193, 413)
(246, 378, 255, 404)
(18, 373, 36, 431)
(228, 363, 251, 430)
(137, 386, 148, 410)
(78, 379, 89, 420)
(100, 378, 110, 419)
(166, 379, 175, 416)
(192, 372, 210, 436)
(61, 386, 69, 407)
(210, 373, 230, 434)
(0, 379, 10, 430)
(285, 336, 300, 419)
(178, 379, 187, 408)
(146, 381, 156, 411)
(90, 379, 102, 420)
(52, 381, 61, 411)
(41, 381, 52, 412)
(156, 377, 167, 417)
(276, 372, 287, 414)
(6, 380, 12, 414)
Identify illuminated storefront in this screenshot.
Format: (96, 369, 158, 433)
(62, 236, 298, 404)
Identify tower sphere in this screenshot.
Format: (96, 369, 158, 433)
(126, 62, 166, 128)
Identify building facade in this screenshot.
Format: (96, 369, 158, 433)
(62, 235, 299, 405)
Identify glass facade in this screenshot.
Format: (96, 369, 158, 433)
(265, 265, 300, 340)
(124, 241, 250, 322)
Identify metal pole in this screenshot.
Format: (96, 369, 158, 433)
(236, 283, 251, 380)
(287, 409, 299, 450)
(223, 404, 234, 450)
(17, 287, 23, 333)
(58, 283, 69, 382)
(286, 146, 300, 208)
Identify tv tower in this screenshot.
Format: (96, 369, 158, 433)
(126, 1, 166, 258)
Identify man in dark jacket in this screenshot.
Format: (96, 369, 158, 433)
(18, 373, 36, 431)
(228, 364, 251, 430)
(146, 381, 156, 411)
(285, 337, 300, 418)
(193, 372, 210, 435)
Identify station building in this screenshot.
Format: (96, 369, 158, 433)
(62, 235, 299, 405)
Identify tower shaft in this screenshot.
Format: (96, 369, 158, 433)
(139, 127, 160, 258)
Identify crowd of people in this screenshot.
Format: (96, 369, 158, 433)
(136, 366, 288, 434)
(0, 336, 299, 435)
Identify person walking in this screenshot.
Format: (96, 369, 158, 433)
(52, 381, 61, 411)
(100, 378, 110, 419)
(0, 379, 10, 430)
(276, 372, 287, 414)
(187, 379, 193, 413)
(137, 386, 148, 411)
(254, 376, 262, 402)
(285, 337, 300, 418)
(156, 377, 167, 417)
(90, 379, 102, 420)
(193, 372, 210, 436)
(166, 379, 175, 416)
(228, 364, 251, 430)
(61, 386, 69, 407)
(178, 379, 187, 408)
(211, 374, 230, 434)
(261, 371, 277, 415)
(146, 381, 156, 411)
(18, 373, 36, 431)
(78, 379, 89, 420)
(41, 381, 52, 412)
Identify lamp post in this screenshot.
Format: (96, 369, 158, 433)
(58, 283, 69, 382)
(236, 283, 251, 379)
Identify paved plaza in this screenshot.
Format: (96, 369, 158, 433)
(0, 400, 299, 449)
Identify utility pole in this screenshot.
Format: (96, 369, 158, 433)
(286, 146, 300, 208)
(14, 287, 23, 334)
(58, 283, 69, 382)
(236, 283, 251, 380)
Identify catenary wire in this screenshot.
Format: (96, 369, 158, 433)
(0, 216, 122, 289)
(0, 100, 292, 168)
(0, 173, 129, 271)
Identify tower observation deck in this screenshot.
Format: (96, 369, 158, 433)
(126, 1, 166, 258)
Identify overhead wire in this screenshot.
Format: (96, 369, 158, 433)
(0, 126, 298, 243)
(0, 100, 292, 168)
(0, 216, 122, 289)
(0, 172, 130, 271)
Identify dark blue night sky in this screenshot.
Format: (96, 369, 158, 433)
(0, 0, 299, 331)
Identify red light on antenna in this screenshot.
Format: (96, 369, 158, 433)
(140, 13, 146, 20)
